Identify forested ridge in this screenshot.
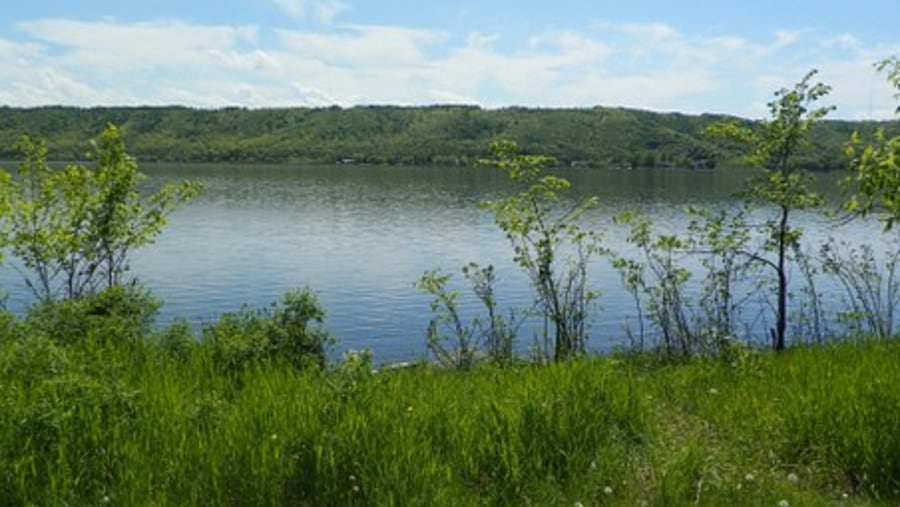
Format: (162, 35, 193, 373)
(1, 105, 895, 168)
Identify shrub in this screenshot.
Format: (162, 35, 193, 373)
(203, 288, 331, 373)
(417, 263, 520, 369)
(0, 309, 16, 345)
(155, 318, 197, 362)
(203, 307, 270, 374)
(478, 141, 603, 362)
(268, 288, 330, 369)
(24, 284, 161, 346)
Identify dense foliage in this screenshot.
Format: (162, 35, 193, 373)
(0, 125, 201, 300)
(1, 304, 898, 505)
(1, 105, 893, 169)
(845, 57, 900, 228)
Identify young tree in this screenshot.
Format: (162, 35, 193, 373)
(0, 170, 9, 306)
(3, 136, 86, 298)
(417, 263, 520, 368)
(831, 57, 900, 339)
(87, 125, 202, 289)
(844, 56, 900, 229)
(612, 206, 758, 357)
(0, 170, 10, 261)
(707, 70, 834, 350)
(2, 124, 201, 300)
(612, 211, 696, 355)
(479, 140, 602, 361)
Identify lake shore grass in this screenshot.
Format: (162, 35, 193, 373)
(2, 328, 899, 506)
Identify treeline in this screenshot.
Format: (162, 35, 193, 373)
(1, 104, 894, 169)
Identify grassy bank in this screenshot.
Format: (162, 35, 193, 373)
(1, 319, 899, 506)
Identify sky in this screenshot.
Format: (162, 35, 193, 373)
(0, 1, 898, 119)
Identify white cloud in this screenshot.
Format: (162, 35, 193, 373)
(273, 0, 349, 23)
(290, 83, 344, 106)
(16, 19, 257, 73)
(528, 30, 612, 64)
(19, 19, 257, 51)
(554, 70, 720, 111)
(466, 32, 499, 50)
(596, 20, 680, 42)
(709, 36, 747, 51)
(773, 29, 804, 50)
(273, 0, 304, 18)
(821, 33, 862, 52)
(276, 24, 446, 67)
(0, 38, 44, 63)
(206, 49, 282, 72)
(0, 17, 896, 119)
(0, 67, 137, 106)
(427, 89, 480, 105)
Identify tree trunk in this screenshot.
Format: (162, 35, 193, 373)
(774, 205, 789, 351)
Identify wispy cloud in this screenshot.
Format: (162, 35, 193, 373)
(273, 0, 349, 23)
(0, 16, 896, 118)
(17, 19, 257, 71)
(276, 25, 447, 67)
(772, 29, 804, 50)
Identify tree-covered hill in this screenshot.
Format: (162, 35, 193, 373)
(0, 105, 895, 169)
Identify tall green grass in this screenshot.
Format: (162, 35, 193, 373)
(1, 321, 899, 505)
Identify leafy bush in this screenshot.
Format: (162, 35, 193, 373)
(0, 309, 16, 344)
(24, 284, 161, 346)
(203, 288, 331, 373)
(203, 306, 270, 373)
(417, 263, 520, 369)
(0, 335, 71, 388)
(478, 140, 603, 362)
(268, 288, 330, 369)
(153, 317, 196, 362)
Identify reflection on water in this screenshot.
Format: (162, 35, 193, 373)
(0, 164, 885, 363)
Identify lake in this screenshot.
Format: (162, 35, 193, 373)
(0, 164, 889, 363)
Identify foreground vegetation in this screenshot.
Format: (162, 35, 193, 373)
(1, 299, 898, 506)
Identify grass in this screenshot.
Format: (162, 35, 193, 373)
(1, 322, 899, 505)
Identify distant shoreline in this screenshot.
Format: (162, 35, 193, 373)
(2, 105, 893, 170)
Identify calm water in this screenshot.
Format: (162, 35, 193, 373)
(0, 164, 887, 363)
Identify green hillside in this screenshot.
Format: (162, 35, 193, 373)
(0, 105, 895, 169)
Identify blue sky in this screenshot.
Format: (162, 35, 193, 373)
(1, 0, 897, 118)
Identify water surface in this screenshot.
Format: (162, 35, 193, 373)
(1, 164, 886, 363)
